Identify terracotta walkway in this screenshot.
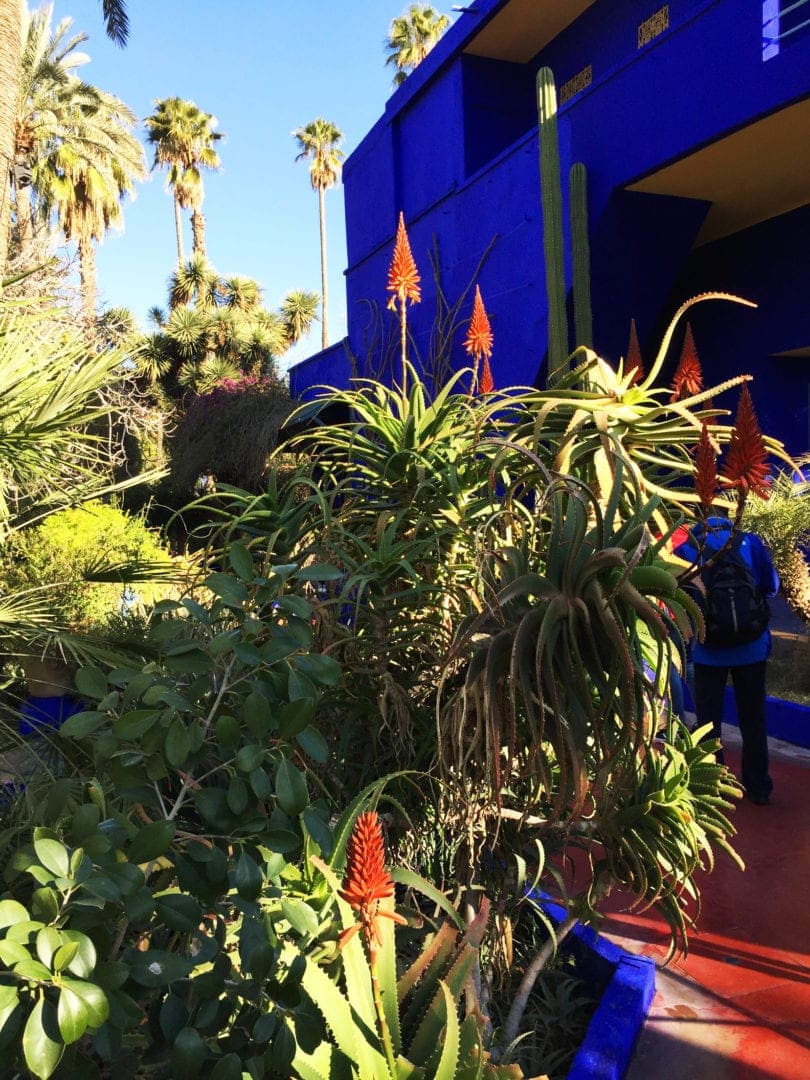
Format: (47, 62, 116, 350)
(602, 726, 810, 1079)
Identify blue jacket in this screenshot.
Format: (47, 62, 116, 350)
(677, 517, 779, 666)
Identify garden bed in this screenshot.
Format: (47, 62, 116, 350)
(722, 686, 810, 749)
(537, 896, 656, 1080)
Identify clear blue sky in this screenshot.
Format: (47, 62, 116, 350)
(49, 0, 458, 369)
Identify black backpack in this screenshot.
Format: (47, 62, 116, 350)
(701, 533, 770, 648)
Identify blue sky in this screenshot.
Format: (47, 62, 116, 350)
(49, 0, 457, 369)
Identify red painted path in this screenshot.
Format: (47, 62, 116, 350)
(602, 727, 810, 1079)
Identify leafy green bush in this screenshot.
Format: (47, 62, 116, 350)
(0, 550, 347, 1077)
(0, 501, 169, 631)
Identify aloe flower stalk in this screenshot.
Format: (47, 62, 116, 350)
(339, 811, 406, 1076)
(464, 284, 494, 392)
(694, 420, 718, 516)
(626, 317, 644, 385)
(670, 323, 703, 402)
(386, 212, 421, 394)
(721, 384, 770, 500)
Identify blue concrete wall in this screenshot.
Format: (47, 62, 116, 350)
(292, 0, 810, 451)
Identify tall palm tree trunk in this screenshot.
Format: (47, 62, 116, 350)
(0, 0, 23, 277)
(318, 185, 328, 349)
(191, 208, 206, 260)
(173, 193, 185, 264)
(13, 172, 34, 259)
(77, 236, 97, 328)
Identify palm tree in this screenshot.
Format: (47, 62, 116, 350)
(293, 119, 344, 350)
(281, 288, 319, 348)
(385, 5, 449, 86)
(144, 97, 223, 264)
(0, 0, 127, 277)
(39, 90, 145, 324)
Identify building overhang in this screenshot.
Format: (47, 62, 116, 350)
(463, 0, 598, 63)
(627, 96, 810, 244)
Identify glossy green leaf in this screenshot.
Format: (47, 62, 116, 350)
(276, 699, 313, 738)
(23, 997, 63, 1079)
(291, 653, 342, 686)
(227, 776, 249, 816)
(249, 766, 274, 801)
(75, 666, 107, 700)
(210, 1052, 242, 1080)
(33, 838, 69, 879)
(0, 899, 29, 929)
(57, 985, 89, 1043)
(171, 1025, 208, 1078)
(279, 899, 318, 937)
(302, 807, 333, 856)
(296, 725, 328, 764)
(0, 983, 19, 1033)
(214, 713, 241, 747)
(205, 572, 248, 606)
(234, 641, 262, 666)
(113, 709, 158, 740)
(35, 927, 63, 969)
(165, 718, 192, 767)
(128, 820, 175, 864)
(59, 979, 108, 1029)
(276, 757, 308, 817)
(235, 744, 265, 772)
(59, 931, 97, 979)
(59, 710, 107, 738)
(228, 541, 255, 581)
(155, 893, 202, 932)
(235, 853, 263, 901)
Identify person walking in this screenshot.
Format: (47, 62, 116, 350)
(678, 516, 779, 805)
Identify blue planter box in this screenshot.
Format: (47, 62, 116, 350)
(722, 688, 810, 748)
(533, 894, 656, 1080)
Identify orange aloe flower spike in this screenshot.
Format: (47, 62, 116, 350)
(720, 384, 770, 499)
(478, 355, 494, 394)
(670, 323, 703, 402)
(338, 811, 406, 955)
(626, 318, 644, 385)
(694, 421, 718, 515)
(464, 285, 494, 360)
(386, 212, 421, 310)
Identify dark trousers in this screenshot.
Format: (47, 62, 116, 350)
(693, 660, 772, 799)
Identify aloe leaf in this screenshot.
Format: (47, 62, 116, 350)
(432, 982, 460, 1080)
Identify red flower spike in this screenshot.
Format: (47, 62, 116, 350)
(626, 318, 644, 385)
(386, 212, 421, 310)
(670, 323, 703, 402)
(694, 421, 718, 514)
(478, 354, 494, 394)
(339, 811, 406, 957)
(464, 285, 494, 361)
(720, 384, 770, 499)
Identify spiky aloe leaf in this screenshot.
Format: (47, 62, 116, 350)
(406, 949, 477, 1067)
(433, 982, 461, 1080)
(285, 943, 389, 1078)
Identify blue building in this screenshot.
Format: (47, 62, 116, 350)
(290, 0, 810, 456)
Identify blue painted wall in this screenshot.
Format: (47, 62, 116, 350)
(292, 0, 810, 452)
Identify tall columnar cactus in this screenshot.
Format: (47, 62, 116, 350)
(570, 161, 593, 350)
(537, 67, 568, 387)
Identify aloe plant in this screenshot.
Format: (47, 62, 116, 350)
(289, 812, 521, 1079)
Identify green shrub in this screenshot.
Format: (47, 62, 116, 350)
(0, 501, 169, 631)
(170, 376, 292, 493)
